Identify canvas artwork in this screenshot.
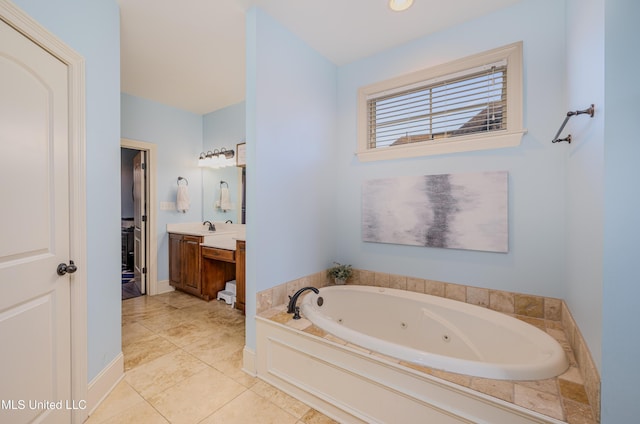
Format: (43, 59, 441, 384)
(362, 171, 508, 253)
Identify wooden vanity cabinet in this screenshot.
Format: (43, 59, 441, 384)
(168, 233, 202, 296)
(181, 235, 202, 295)
(169, 232, 245, 309)
(168, 233, 183, 287)
(235, 240, 246, 313)
(201, 247, 235, 301)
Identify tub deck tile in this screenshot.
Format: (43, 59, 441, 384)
(303, 325, 328, 338)
(285, 317, 312, 331)
(559, 367, 584, 385)
(517, 378, 560, 396)
(323, 334, 347, 345)
(562, 399, 596, 424)
(514, 384, 565, 421)
(558, 379, 590, 405)
(471, 377, 514, 402)
(515, 315, 547, 330)
(269, 311, 293, 324)
(428, 368, 474, 388)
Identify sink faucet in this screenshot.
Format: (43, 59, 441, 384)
(203, 221, 216, 231)
(287, 286, 319, 319)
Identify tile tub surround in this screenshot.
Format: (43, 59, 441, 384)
(561, 303, 601, 423)
(256, 268, 600, 423)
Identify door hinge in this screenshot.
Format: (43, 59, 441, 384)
(142, 267, 147, 274)
(141, 162, 146, 170)
(142, 215, 147, 222)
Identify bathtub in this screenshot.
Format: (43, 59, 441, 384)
(299, 285, 568, 381)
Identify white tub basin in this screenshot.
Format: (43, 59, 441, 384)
(301, 285, 569, 381)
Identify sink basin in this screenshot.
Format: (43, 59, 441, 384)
(202, 233, 237, 250)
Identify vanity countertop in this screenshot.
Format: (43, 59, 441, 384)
(167, 222, 245, 250)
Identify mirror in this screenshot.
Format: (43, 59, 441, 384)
(202, 165, 244, 224)
(201, 102, 246, 224)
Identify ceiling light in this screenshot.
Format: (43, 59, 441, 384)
(389, 0, 414, 12)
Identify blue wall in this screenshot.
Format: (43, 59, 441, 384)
(601, 0, 640, 421)
(245, 7, 338, 349)
(11, 0, 122, 381)
(121, 93, 203, 282)
(565, 0, 605, 370)
(202, 101, 245, 223)
(335, 0, 567, 298)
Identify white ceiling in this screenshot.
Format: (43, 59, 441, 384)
(118, 0, 521, 115)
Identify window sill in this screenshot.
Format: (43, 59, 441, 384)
(355, 130, 527, 162)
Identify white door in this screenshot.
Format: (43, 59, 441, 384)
(133, 151, 146, 294)
(0, 18, 72, 424)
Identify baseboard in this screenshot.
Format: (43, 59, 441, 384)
(156, 279, 175, 295)
(242, 346, 257, 376)
(87, 352, 124, 416)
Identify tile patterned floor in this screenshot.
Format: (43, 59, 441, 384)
(86, 291, 338, 424)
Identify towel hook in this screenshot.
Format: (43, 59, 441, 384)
(220, 181, 228, 188)
(177, 176, 188, 186)
(552, 104, 595, 144)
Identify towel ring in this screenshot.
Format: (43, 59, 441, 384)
(177, 176, 188, 186)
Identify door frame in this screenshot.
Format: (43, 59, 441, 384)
(121, 138, 158, 295)
(0, 1, 88, 423)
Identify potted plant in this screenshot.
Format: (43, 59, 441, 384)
(328, 262, 352, 285)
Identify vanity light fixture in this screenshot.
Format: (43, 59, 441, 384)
(197, 148, 235, 169)
(198, 152, 208, 167)
(388, 0, 414, 12)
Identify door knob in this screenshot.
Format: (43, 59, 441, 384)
(57, 260, 78, 276)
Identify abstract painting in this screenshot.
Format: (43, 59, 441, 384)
(362, 171, 508, 253)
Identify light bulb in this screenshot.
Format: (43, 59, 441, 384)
(389, 0, 414, 12)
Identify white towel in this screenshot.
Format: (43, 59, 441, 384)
(219, 187, 232, 211)
(176, 185, 190, 213)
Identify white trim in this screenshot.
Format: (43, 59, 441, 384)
(357, 42, 524, 161)
(356, 130, 527, 162)
(236, 166, 244, 224)
(156, 279, 175, 295)
(0, 2, 88, 423)
(86, 352, 124, 416)
(242, 345, 257, 376)
(121, 138, 159, 296)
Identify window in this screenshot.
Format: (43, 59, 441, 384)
(357, 42, 524, 161)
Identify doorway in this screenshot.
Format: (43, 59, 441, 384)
(121, 148, 146, 299)
(120, 139, 158, 297)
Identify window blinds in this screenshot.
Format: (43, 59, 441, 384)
(367, 61, 507, 149)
